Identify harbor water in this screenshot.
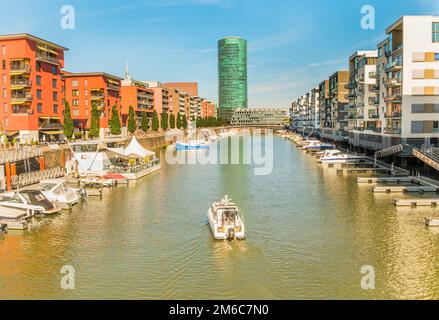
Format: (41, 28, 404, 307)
(1, 136, 439, 299)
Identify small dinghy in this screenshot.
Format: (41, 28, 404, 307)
(208, 195, 245, 240)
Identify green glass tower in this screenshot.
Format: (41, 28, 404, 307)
(218, 37, 247, 122)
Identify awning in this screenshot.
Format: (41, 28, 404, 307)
(37, 45, 58, 56)
(40, 130, 64, 135)
(107, 79, 119, 85)
(39, 116, 60, 120)
(10, 101, 26, 105)
(5, 131, 19, 137)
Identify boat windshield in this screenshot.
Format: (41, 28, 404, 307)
(40, 183, 57, 191)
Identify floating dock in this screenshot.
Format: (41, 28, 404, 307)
(358, 177, 421, 185)
(425, 218, 439, 227)
(394, 199, 439, 207)
(373, 185, 439, 194)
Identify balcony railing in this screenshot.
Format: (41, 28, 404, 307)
(10, 64, 31, 73)
(384, 95, 402, 103)
(385, 60, 402, 71)
(385, 112, 402, 118)
(10, 79, 32, 86)
(369, 72, 379, 78)
(368, 113, 380, 119)
(385, 78, 402, 87)
(107, 84, 120, 91)
(384, 128, 402, 135)
(91, 93, 105, 100)
(11, 93, 33, 102)
(36, 53, 60, 65)
(12, 106, 31, 114)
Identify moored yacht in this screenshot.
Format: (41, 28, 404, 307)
(320, 149, 366, 164)
(176, 140, 210, 151)
(208, 195, 245, 241)
(39, 178, 81, 209)
(302, 140, 334, 152)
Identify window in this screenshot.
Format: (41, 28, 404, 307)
(36, 62, 41, 72)
(72, 89, 79, 96)
(72, 99, 79, 106)
(2, 74, 6, 84)
(52, 79, 57, 89)
(51, 66, 57, 75)
(84, 79, 88, 86)
(37, 90, 42, 99)
(2, 60, 5, 70)
(1, 46, 5, 56)
(53, 104, 58, 114)
(435, 53, 439, 61)
(84, 89, 88, 96)
(85, 100, 88, 106)
(53, 92, 58, 100)
(3, 88, 6, 98)
(4, 117, 8, 128)
(71, 80, 78, 87)
(3, 103, 7, 113)
(73, 109, 80, 116)
(36, 76, 41, 86)
(37, 103, 43, 113)
(433, 23, 439, 43)
(411, 121, 424, 134)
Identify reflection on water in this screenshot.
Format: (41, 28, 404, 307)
(1, 137, 439, 299)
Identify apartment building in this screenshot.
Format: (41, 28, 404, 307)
(0, 34, 68, 142)
(143, 81, 170, 116)
(121, 72, 154, 129)
(347, 51, 381, 148)
(63, 72, 122, 138)
(318, 80, 330, 129)
(164, 82, 198, 97)
(320, 71, 349, 142)
(378, 16, 439, 148)
(201, 100, 216, 118)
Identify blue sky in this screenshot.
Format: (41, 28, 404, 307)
(0, 0, 438, 107)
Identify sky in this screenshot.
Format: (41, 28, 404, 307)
(0, 0, 438, 108)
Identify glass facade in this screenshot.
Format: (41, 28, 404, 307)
(218, 37, 247, 121)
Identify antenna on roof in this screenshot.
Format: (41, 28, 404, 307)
(125, 60, 130, 80)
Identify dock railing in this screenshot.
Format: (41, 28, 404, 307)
(0, 146, 43, 164)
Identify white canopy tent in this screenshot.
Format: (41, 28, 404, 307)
(108, 136, 155, 158)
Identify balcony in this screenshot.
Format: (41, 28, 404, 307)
(385, 60, 402, 72)
(385, 111, 402, 118)
(36, 53, 60, 65)
(90, 92, 105, 100)
(384, 128, 402, 135)
(385, 78, 402, 87)
(11, 93, 33, 103)
(107, 84, 120, 92)
(384, 94, 402, 103)
(369, 85, 380, 92)
(369, 72, 379, 78)
(10, 78, 32, 88)
(10, 64, 31, 74)
(12, 105, 32, 115)
(368, 113, 380, 119)
(369, 98, 379, 105)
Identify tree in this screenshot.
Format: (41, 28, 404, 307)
(141, 112, 148, 132)
(152, 111, 159, 131)
(176, 112, 182, 129)
(109, 105, 122, 135)
(161, 111, 168, 131)
(89, 104, 100, 138)
(63, 101, 74, 139)
(127, 105, 136, 134)
(169, 113, 176, 129)
(182, 115, 188, 130)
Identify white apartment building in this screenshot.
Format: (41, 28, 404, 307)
(379, 16, 439, 148)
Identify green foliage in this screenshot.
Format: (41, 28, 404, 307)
(182, 115, 188, 130)
(194, 116, 225, 128)
(161, 111, 168, 130)
(176, 112, 182, 129)
(141, 112, 148, 132)
(127, 106, 137, 134)
(169, 113, 176, 129)
(63, 101, 74, 139)
(152, 111, 160, 131)
(89, 104, 101, 138)
(109, 105, 122, 135)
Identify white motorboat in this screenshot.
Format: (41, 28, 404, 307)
(208, 195, 245, 241)
(80, 177, 116, 187)
(39, 178, 81, 210)
(176, 140, 210, 151)
(302, 140, 334, 151)
(320, 149, 366, 164)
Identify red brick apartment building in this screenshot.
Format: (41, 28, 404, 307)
(63, 72, 122, 138)
(0, 34, 68, 142)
